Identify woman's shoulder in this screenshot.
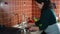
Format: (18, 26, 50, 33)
(42, 8, 53, 11)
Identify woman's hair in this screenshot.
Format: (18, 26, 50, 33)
(35, 0, 53, 9)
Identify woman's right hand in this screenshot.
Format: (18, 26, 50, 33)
(28, 26, 39, 32)
(26, 23, 39, 31)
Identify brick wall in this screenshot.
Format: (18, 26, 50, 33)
(52, 0, 60, 17)
(50, 0, 60, 21)
(0, 0, 60, 27)
(0, 0, 32, 27)
(32, 0, 41, 18)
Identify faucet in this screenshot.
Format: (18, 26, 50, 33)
(21, 13, 28, 34)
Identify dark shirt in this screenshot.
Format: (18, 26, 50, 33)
(35, 8, 57, 30)
(35, 0, 57, 30)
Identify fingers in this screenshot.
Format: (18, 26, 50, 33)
(27, 23, 35, 27)
(29, 26, 39, 32)
(26, 23, 39, 32)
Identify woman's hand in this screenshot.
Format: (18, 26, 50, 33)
(27, 23, 35, 27)
(26, 23, 39, 32)
(28, 26, 39, 32)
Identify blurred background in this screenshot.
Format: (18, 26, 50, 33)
(0, 0, 60, 27)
